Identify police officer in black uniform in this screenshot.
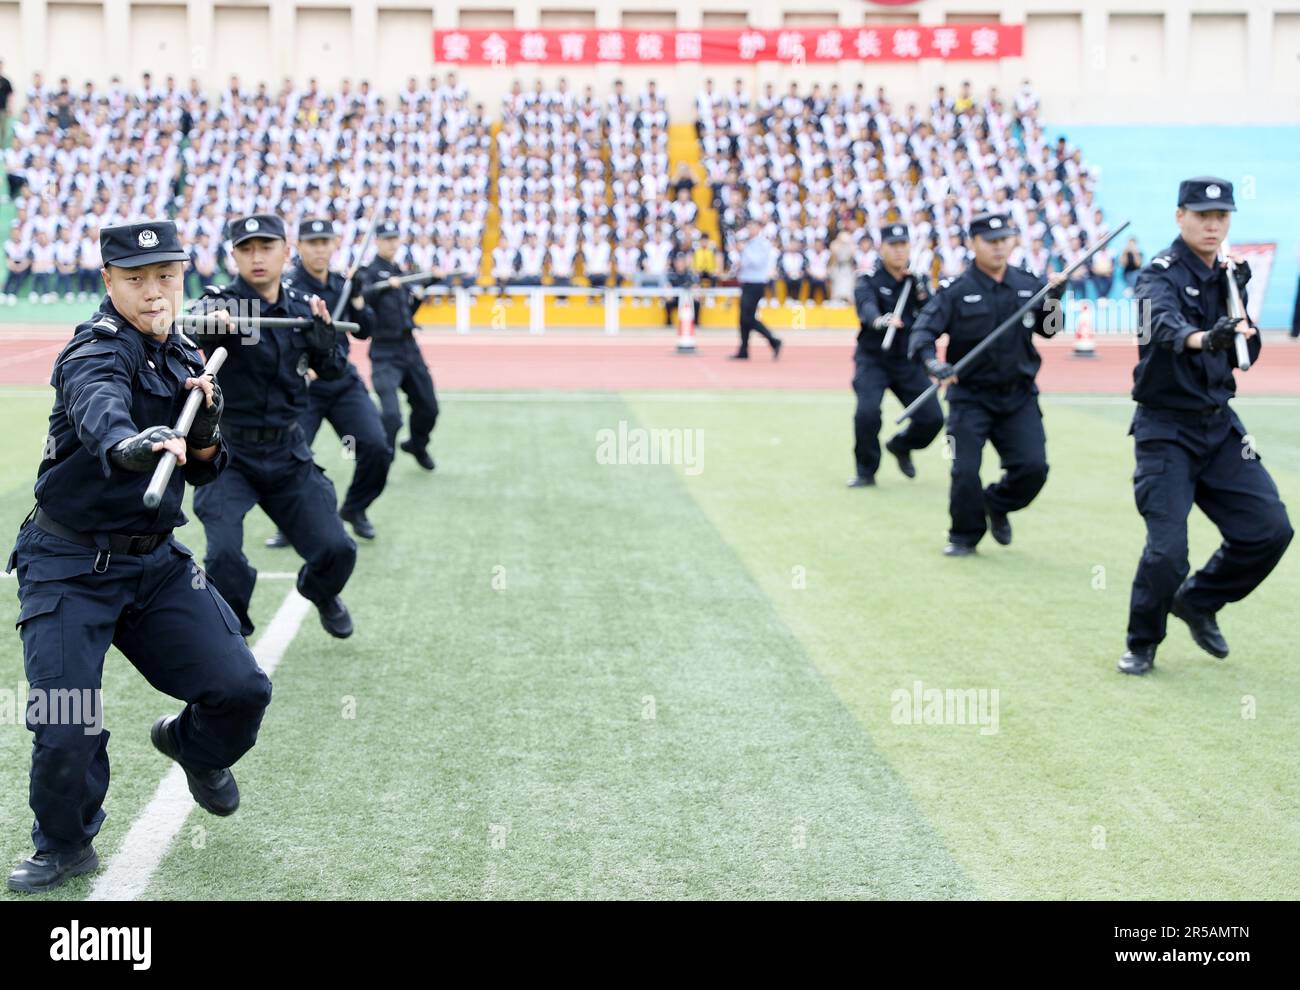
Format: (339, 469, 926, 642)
(6, 221, 271, 893)
(190, 213, 357, 639)
(265, 218, 387, 546)
(1119, 177, 1293, 675)
(909, 212, 1067, 555)
(360, 220, 439, 471)
(849, 223, 945, 486)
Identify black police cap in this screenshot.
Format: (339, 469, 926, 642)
(1177, 176, 1235, 212)
(881, 224, 910, 245)
(968, 212, 1017, 241)
(99, 220, 190, 269)
(376, 219, 401, 239)
(298, 218, 335, 241)
(226, 213, 286, 246)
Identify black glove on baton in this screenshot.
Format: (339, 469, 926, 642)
(1201, 315, 1243, 353)
(110, 427, 181, 472)
(188, 378, 223, 448)
(925, 358, 956, 380)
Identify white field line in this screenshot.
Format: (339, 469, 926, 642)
(86, 589, 313, 901)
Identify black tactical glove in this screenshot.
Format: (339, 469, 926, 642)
(925, 358, 956, 380)
(110, 427, 181, 472)
(303, 312, 337, 355)
(188, 378, 223, 448)
(1201, 315, 1243, 353)
(1227, 259, 1251, 294)
(908, 273, 930, 305)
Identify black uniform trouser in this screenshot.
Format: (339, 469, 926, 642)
(852, 344, 945, 479)
(946, 385, 1049, 546)
(370, 337, 439, 454)
(1127, 406, 1293, 650)
(192, 430, 357, 636)
(301, 369, 391, 515)
(737, 282, 777, 356)
(10, 524, 271, 854)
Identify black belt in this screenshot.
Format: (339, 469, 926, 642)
(1139, 403, 1227, 420)
(228, 424, 291, 444)
(968, 379, 1030, 395)
(33, 507, 171, 568)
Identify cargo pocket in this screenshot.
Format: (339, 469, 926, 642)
(1132, 458, 1166, 515)
(16, 592, 63, 684)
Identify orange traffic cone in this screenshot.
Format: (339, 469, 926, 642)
(1073, 298, 1097, 358)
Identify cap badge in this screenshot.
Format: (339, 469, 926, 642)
(138, 229, 158, 248)
(1206, 184, 1221, 199)
(312, 221, 323, 232)
(245, 218, 259, 231)
(989, 218, 1002, 228)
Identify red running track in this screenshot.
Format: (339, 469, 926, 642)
(2, 328, 1299, 394)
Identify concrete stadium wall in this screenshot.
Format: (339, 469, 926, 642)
(2, 0, 1299, 123)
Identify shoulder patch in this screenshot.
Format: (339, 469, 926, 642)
(89, 318, 118, 335)
(938, 278, 953, 290)
(1151, 256, 1172, 270)
(202, 283, 226, 297)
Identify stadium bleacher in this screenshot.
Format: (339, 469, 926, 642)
(3, 70, 1132, 321)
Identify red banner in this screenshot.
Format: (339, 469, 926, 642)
(432, 25, 1022, 65)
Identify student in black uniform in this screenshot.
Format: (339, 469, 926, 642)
(909, 213, 1067, 556)
(1118, 177, 1293, 675)
(360, 221, 439, 471)
(190, 213, 357, 639)
(849, 223, 944, 487)
(6, 221, 270, 893)
(265, 218, 388, 546)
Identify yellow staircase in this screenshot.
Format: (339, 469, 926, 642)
(667, 122, 719, 244)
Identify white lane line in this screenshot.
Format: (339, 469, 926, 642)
(86, 589, 313, 901)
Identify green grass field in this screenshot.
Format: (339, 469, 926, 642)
(1, 385, 1297, 900)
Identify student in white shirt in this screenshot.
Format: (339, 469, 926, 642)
(3, 228, 30, 303)
(516, 234, 546, 286)
(492, 242, 517, 294)
(805, 240, 831, 304)
(77, 227, 102, 298)
(30, 231, 56, 302)
(581, 237, 611, 302)
(53, 229, 78, 300)
(779, 244, 806, 304)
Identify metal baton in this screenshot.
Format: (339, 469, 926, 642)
(1220, 244, 1252, 372)
(895, 219, 1131, 424)
(175, 314, 362, 335)
(880, 277, 913, 352)
(144, 347, 227, 510)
